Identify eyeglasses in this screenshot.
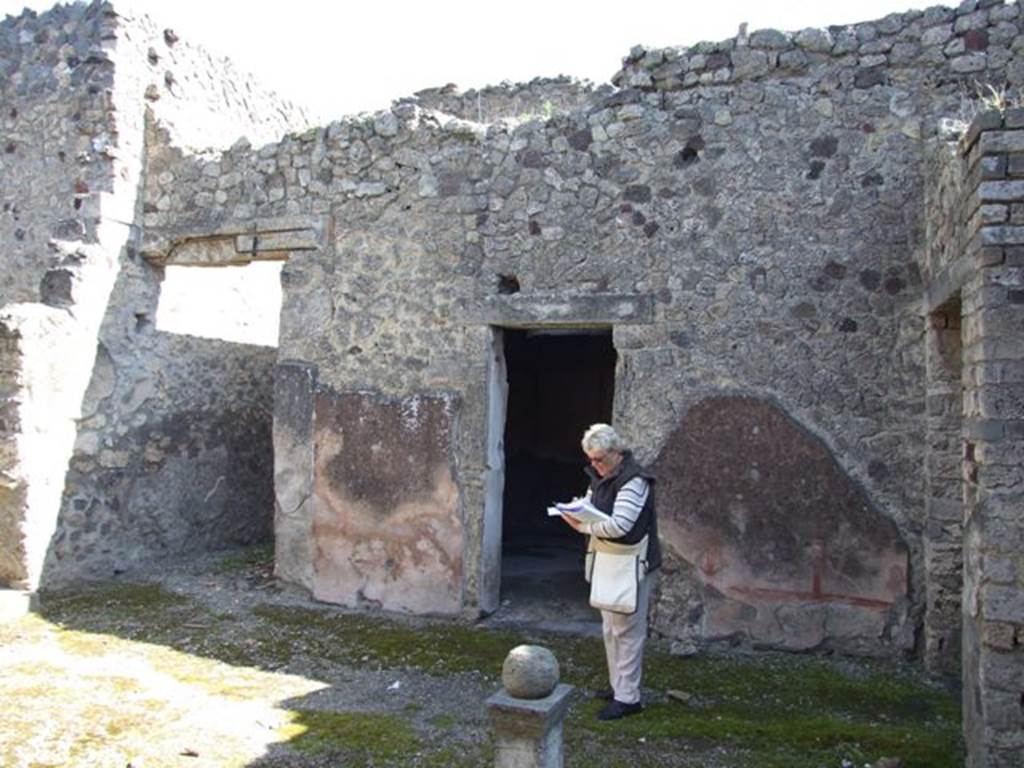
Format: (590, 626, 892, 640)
(587, 452, 614, 467)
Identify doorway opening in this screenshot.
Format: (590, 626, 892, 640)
(497, 327, 616, 629)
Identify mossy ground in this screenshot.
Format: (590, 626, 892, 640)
(0, 548, 962, 767)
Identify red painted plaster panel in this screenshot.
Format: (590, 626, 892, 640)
(653, 395, 908, 651)
(310, 389, 462, 614)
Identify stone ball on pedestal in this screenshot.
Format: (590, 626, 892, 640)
(501, 644, 560, 699)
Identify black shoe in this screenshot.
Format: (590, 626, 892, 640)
(597, 699, 643, 721)
(593, 688, 614, 701)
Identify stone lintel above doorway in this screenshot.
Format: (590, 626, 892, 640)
(470, 293, 654, 327)
(142, 215, 326, 266)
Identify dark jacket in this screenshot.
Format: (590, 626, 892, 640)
(585, 451, 662, 572)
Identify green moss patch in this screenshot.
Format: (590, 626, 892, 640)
(214, 543, 275, 574)
(567, 699, 960, 768)
(649, 648, 958, 722)
(40, 582, 193, 640)
(558, 648, 963, 768)
(254, 605, 521, 676)
(278, 709, 418, 759)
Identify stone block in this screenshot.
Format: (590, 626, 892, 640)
(984, 723, 1024, 751)
(971, 385, 1024, 419)
(976, 246, 1006, 266)
(926, 497, 963, 522)
(966, 360, 1024, 385)
(965, 417, 1007, 441)
(970, 481, 1024, 512)
(980, 644, 1024, 688)
(950, 52, 988, 72)
(964, 293, 999, 329)
(487, 684, 573, 768)
(981, 266, 1024, 289)
(979, 129, 1024, 156)
(972, 437, 1024, 466)
(749, 28, 791, 50)
(164, 237, 246, 266)
(982, 621, 1019, 650)
(981, 204, 1009, 224)
(1008, 154, 1024, 177)
(982, 746, 1024, 768)
(854, 67, 887, 88)
(925, 251, 975, 313)
(975, 307, 1024, 341)
(235, 229, 319, 254)
(39, 268, 76, 307)
(968, 336, 1024, 362)
(921, 24, 954, 48)
(794, 27, 833, 52)
(1008, 246, 1024, 265)
(471, 293, 655, 327)
(983, 586, 1024, 623)
(980, 180, 1024, 202)
(733, 48, 770, 78)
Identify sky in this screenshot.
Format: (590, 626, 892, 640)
(1, 0, 935, 120)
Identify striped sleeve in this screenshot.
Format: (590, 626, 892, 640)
(583, 477, 649, 539)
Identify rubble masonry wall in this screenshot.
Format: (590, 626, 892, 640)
(139, 1, 1024, 657)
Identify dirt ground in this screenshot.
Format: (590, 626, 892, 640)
(0, 546, 963, 768)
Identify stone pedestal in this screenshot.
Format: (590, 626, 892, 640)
(486, 684, 573, 768)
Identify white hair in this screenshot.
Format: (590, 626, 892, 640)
(581, 423, 628, 454)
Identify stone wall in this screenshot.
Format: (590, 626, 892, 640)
(406, 78, 606, 123)
(0, 2, 129, 590)
(613, 1, 1024, 103)
(117, 6, 311, 152)
(131, 1, 1024, 657)
(921, 139, 968, 676)
(38, 2, 312, 586)
(0, 0, 311, 589)
(0, 2, 117, 308)
(923, 301, 966, 677)
(5, 1, 1021, 764)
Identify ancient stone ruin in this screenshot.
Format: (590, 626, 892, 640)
(1, 1, 1022, 765)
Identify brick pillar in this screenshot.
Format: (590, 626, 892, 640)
(923, 306, 963, 677)
(959, 113, 1024, 768)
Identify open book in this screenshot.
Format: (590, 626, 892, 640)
(546, 497, 612, 525)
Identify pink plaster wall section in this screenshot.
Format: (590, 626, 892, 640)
(654, 395, 909, 651)
(310, 390, 463, 614)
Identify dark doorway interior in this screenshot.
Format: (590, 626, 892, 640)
(497, 328, 616, 629)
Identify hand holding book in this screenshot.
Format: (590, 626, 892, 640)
(546, 497, 612, 525)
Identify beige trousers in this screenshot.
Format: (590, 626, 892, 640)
(600, 571, 656, 705)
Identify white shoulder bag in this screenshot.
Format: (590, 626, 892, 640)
(585, 535, 648, 614)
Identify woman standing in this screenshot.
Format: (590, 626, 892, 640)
(560, 423, 662, 721)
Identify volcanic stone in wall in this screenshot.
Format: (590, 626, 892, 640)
(311, 389, 462, 614)
(653, 395, 908, 653)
